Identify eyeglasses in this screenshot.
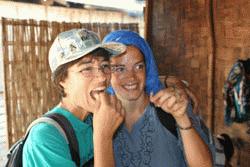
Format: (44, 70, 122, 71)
(78, 64, 111, 77)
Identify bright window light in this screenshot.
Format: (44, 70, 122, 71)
(66, 0, 144, 12)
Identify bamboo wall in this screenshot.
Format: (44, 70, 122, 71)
(1, 18, 138, 146)
(146, 0, 213, 126)
(0, 92, 7, 163)
(146, 0, 250, 166)
(213, 0, 250, 140)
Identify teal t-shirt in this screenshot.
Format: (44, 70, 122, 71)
(22, 106, 93, 167)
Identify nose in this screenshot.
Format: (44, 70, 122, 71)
(122, 70, 136, 81)
(95, 70, 110, 82)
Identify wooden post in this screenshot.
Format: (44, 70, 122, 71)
(144, 0, 153, 45)
(207, 0, 216, 132)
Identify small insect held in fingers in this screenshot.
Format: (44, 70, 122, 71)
(172, 85, 183, 103)
(150, 91, 154, 98)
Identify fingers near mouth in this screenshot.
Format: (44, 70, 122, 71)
(90, 87, 106, 100)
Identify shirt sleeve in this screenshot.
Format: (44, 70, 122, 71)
(22, 123, 77, 167)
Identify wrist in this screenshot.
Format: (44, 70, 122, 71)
(175, 114, 192, 130)
(176, 121, 193, 130)
(94, 132, 113, 142)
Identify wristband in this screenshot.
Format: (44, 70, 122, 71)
(176, 122, 193, 130)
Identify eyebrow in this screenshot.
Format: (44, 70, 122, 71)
(111, 60, 144, 66)
(76, 58, 92, 66)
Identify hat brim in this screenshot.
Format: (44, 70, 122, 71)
(101, 42, 127, 57)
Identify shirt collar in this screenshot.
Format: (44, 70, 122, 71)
(48, 106, 93, 132)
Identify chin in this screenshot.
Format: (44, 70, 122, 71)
(126, 97, 140, 101)
(120, 93, 142, 101)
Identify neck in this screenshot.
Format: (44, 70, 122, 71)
(59, 98, 89, 121)
(120, 93, 150, 131)
(122, 95, 149, 113)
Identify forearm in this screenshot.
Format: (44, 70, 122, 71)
(177, 116, 213, 167)
(94, 135, 115, 167)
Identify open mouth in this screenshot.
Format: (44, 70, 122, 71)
(90, 87, 106, 100)
(123, 83, 138, 90)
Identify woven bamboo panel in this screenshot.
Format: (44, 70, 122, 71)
(1, 18, 138, 146)
(213, 1, 250, 165)
(147, 0, 213, 125)
(212, 0, 250, 139)
(147, 0, 250, 165)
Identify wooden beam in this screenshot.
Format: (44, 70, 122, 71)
(144, 0, 153, 45)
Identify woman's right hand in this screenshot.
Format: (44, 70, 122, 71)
(93, 92, 125, 140)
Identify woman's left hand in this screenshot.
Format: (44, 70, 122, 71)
(150, 86, 189, 120)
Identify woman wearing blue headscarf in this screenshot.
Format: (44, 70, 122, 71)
(103, 30, 213, 167)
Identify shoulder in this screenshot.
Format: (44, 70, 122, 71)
(22, 122, 75, 166)
(29, 122, 66, 144)
(23, 122, 69, 155)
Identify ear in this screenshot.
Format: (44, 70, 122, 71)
(59, 80, 66, 88)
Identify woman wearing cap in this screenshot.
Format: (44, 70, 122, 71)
(22, 29, 126, 167)
(103, 30, 214, 167)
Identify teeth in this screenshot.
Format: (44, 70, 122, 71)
(93, 86, 106, 92)
(124, 84, 137, 90)
(90, 86, 106, 100)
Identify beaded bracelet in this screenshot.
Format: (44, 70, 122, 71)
(176, 122, 193, 130)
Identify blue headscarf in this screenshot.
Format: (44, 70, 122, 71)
(103, 30, 164, 95)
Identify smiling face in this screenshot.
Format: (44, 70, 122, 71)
(60, 54, 111, 113)
(110, 46, 146, 101)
